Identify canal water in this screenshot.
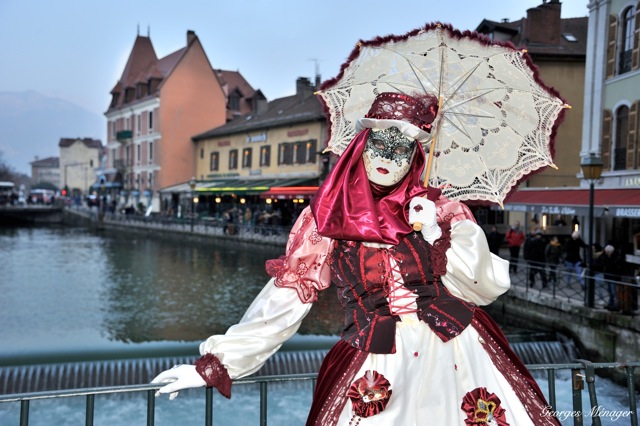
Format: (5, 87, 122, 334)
(0, 225, 342, 361)
(0, 225, 636, 425)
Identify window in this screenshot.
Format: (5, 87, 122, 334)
(210, 152, 219, 171)
(260, 146, 271, 167)
(149, 141, 154, 161)
(137, 115, 141, 135)
(149, 172, 154, 189)
(242, 148, 252, 168)
(111, 148, 116, 167)
(148, 111, 154, 132)
(125, 117, 130, 131)
(282, 140, 318, 164)
(614, 105, 629, 170)
(200, 148, 204, 159)
(125, 146, 131, 165)
(111, 122, 116, 140)
(229, 149, 238, 170)
(619, 7, 635, 74)
(278, 143, 293, 165)
(306, 140, 317, 163)
(137, 144, 141, 164)
(229, 94, 240, 111)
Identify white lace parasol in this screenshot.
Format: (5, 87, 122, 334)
(317, 23, 569, 206)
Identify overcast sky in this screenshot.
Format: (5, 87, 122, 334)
(0, 0, 588, 115)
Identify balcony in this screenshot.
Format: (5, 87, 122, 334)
(116, 130, 133, 143)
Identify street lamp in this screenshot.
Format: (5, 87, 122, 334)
(189, 177, 196, 232)
(581, 154, 603, 308)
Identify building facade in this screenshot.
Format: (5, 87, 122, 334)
(475, 0, 588, 232)
(163, 77, 327, 223)
(104, 30, 262, 211)
(58, 138, 102, 196)
(582, 0, 640, 260)
(30, 156, 60, 189)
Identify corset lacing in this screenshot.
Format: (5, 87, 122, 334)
(383, 252, 418, 316)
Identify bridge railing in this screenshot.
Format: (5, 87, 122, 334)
(1, 361, 638, 426)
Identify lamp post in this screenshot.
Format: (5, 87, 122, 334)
(189, 177, 196, 232)
(581, 154, 603, 308)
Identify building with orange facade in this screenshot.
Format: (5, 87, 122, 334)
(103, 30, 263, 211)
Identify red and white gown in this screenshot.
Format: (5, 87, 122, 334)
(196, 201, 559, 425)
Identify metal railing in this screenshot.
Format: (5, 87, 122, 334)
(509, 258, 639, 312)
(1, 363, 637, 426)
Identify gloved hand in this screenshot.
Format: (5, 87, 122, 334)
(151, 364, 206, 400)
(408, 197, 442, 244)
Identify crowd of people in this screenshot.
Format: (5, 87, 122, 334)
(492, 222, 637, 313)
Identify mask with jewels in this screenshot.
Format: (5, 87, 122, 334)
(363, 127, 416, 186)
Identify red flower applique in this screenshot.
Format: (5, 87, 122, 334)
(346, 370, 392, 424)
(461, 387, 509, 425)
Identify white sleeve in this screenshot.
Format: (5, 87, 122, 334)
(199, 278, 312, 379)
(441, 219, 510, 306)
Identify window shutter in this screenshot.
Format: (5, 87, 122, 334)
(295, 142, 306, 164)
(602, 109, 612, 171)
(606, 14, 618, 78)
(633, 5, 640, 70)
(629, 102, 638, 169)
(283, 143, 293, 165)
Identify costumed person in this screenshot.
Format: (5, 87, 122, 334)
(152, 92, 559, 425)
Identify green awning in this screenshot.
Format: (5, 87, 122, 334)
(158, 178, 318, 195)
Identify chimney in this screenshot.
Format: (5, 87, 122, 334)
(296, 77, 313, 98)
(187, 30, 196, 45)
(524, 0, 561, 44)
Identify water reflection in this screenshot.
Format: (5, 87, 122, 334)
(0, 226, 342, 352)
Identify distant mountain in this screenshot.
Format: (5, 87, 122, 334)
(0, 91, 105, 174)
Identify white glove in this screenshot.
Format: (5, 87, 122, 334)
(151, 364, 206, 400)
(408, 197, 442, 244)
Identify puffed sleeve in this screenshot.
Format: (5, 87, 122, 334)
(198, 207, 334, 381)
(436, 199, 510, 306)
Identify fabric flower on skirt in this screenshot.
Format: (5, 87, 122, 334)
(346, 370, 392, 423)
(461, 387, 509, 426)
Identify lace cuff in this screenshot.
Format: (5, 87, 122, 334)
(195, 353, 232, 399)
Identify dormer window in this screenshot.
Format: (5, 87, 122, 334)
(229, 93, 240, 111)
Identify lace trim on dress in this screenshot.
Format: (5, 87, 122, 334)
(266, 208, 333, 303)
(472, 318, 560, 425)
(195, 353, 232, 399)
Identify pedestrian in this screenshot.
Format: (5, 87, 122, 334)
(545, 236, 563, 285)
(564, 231, 587, 288)
(505, 220, 525, 274)
(599, 244, 622, 310)
(486, 225, 502, 256)
(151, 91, 558, 424)
(524, 229, 548, 288)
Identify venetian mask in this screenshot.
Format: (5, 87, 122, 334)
(362, 127, 416, 186)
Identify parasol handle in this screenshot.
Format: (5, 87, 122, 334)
(413, 96, 443, 232)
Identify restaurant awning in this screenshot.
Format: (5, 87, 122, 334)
(158, 177, 318, 195)
(260, 186, 319, 200)
(502, 188, 640, 218)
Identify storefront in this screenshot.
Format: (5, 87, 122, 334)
(501, 187, 640, 252)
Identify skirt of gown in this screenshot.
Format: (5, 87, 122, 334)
(306, 309, 560, 426)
